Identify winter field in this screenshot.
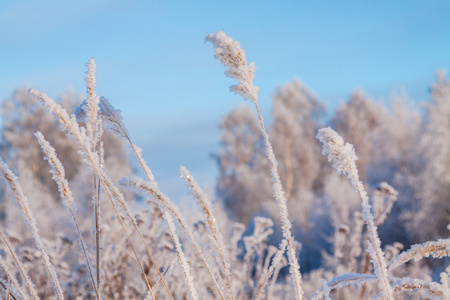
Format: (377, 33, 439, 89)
(0, 30, 448, 299)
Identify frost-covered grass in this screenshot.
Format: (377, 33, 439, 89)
(0, 32, 447, 299)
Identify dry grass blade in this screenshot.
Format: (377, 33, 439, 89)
(390, 277, 444, 298)
(207, 31, 304, 299)
(0, 257, 27, 300)
(83, 58, 102, 146)
(311, 273, 378, 300)
(254, 105, 304, 300)
(83, 60, 103, 299)
(96, 97, 173, 299)
(98, 169, 174, 300)
(0, 231, 38, 300)
(29, 87, 159, 299)
(150, 254, 178, 294)
(35, 131, 98, 297)
(316, 127, 393, 299)
(0, 158, 64, 300)
(389, 239, 450, 271)
(93, 176, 101, 300)
(255, 239, 287, 300)
(99, 178, 157, 300)
(29, 88, 87, 149)
(7, 280, 11, 300)
(161, 210, 199, 300)
(120, 176, 225, 300)
(180, 166, 234, 299)
(0, 281, 16, 300)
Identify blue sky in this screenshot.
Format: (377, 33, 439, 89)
(1, 1, 449, 199)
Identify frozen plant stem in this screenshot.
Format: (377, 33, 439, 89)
(97, 98, 198, 300)
(0, 231, 38, 300)
(316, 127, 393, 299)
(255, 239, 288, 300)
(84, 59, 102, 299)
(207, 31, 304, 300)
(180, 166, 234, 299)
(35, 131, 98, 298)
(0, 256, 27, 300)
(120, 176, 223, 300)
(0, 158, 64, 300)
(28, 87, 158, 299)
(253, 104, 304, 300)
(93, 173, 101, 300)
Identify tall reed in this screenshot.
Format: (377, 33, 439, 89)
(316, 127, 393, 299)
(0, 158, 64, 300)
(206, 31, 304, 300)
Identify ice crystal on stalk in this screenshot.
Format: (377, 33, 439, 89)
(206, 31, 259, 103)
(316, 127, 358, 177)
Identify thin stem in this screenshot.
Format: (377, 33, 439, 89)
(35, 131, 98, 298)
(0, 259, 27, 300)
(254, 104, 303, 300)
(69, 209, 98, 297)
(133, 223, 174, 300)
(255, 240, 287, 300)
(124, 138, 220, 300)
(94, 174, 101, 300)
(181, 167, 233, 299)
(351, 174, 393, 300)
(6, 281, 11, 300)
(144, 188, 225, 300)
(0, 159, 64, 300)
(0, 231, 38, 300)
(0, 281, 16, 300)
(101, 183, 157, 300)
(125, 139, 174, 300)
(151, 254, 177, 293)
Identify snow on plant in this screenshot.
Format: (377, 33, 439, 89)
(0, 31, 447, 300)
(205, 31, 259, 103)
(316, 127, 394, 299)
(0, 157, 64, 300)
(207, 30, 304, 300)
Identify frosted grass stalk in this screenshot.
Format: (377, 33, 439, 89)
(83, 59, 103, 300)
(98, 97, 156, 184)
(255, 239, 287, 300)
(31, 80, 177, 300)
(389, 238, 450, 271)
(29, 88, 159, 299)
(372, 182, 398, 226)
(180, 166, 234, 299)
(133, 197, 198, 300)
(0, 231, 38, 300)
(95, 97, 178, 299)
(316, 127, 393, 299)
(0, 158, 64, 300)
(0, 257, 27, 300)
(163, 211, 198, 300)
(205, 31, 259, 103)
(83, 58, 102, 147)
(207, 31, 303, 300)
(28, 88, 136, 221)
(390, 277, 445, 297)
(98, 97, 224, 298)
(149, 254, 178, 295)
(29, 88, 89, 150)
(35, 131, 98, 297)
(311, 274, 378, 300)
(120, 176, 225, 300)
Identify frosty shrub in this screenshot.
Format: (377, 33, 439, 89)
(0, 32, 448, 300)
